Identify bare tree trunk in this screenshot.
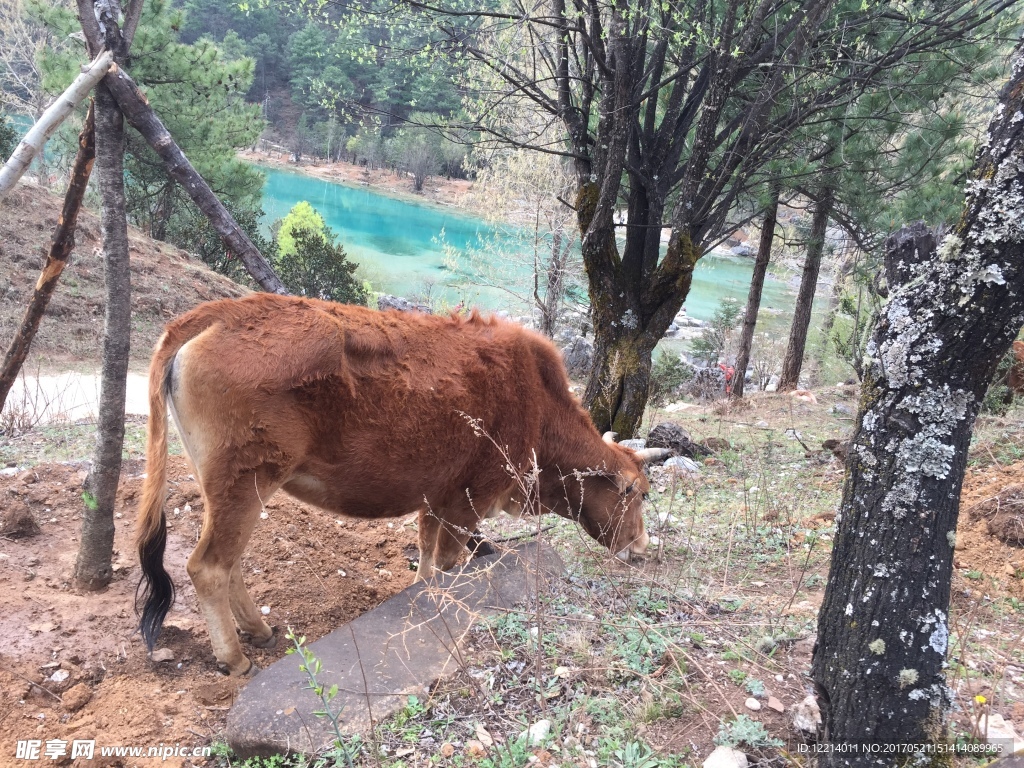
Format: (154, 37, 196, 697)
(731, 183, 780, 399)
(812, 49, 1024, 761)
(778, 191, 832, 391)
(74, 84, 128, 590)
(0, 105, 96, 413)
(0, 50, 112, 199)
(98, 65, 286, 294)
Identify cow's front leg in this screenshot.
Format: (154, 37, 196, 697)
(415, 508, 441, 581)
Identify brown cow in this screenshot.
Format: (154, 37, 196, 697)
(136, 294, 662, 675)
(1007, 340, 1024, 394)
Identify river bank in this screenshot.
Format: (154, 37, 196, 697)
(238, 148, 480, 214)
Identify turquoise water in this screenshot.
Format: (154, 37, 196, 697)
(259, 166, 802, 325)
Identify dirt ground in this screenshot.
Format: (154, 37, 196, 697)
(0, 456, 417, 767)
(0, 183, 245, 370)
(0, 447, 1020, 767)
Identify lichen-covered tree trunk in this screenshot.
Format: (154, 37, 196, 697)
(583, 321, 660, 436)
(812, 45, 1024, 763)
(74, 83, 128, 591)
(779, 191, 832, 391)
(732, 184, 780, 399)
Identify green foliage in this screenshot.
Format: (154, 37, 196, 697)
(35, 0, 266, 259)
(745, 678, 766, 697)
(272, 203, 367, 305)
(691, 298, 742, 366)
(278, 201, 327, 257)
(0, 112, 17, 159)
(649, 351, 693, 406)
(982, 346, 1017, 416)
(714, 714, 783, 749)
(727, 668, 747, 686)
(611, 741, 662, 768)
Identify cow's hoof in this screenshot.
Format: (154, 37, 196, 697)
(217, 658, 258, 677)
(251, 627, 278, 649)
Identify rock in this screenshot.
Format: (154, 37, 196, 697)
(767, 696, 785, 713)
(1003, 563, 1017, 577)
(664, 456, 701, 475)
(976, 713, 1024, 753)
(0, 502, 40, 538)
(377, 295, 431, 314)
(17, 469, 37, 484)
(49, 669, 70, 683)
(647, 423, 710, 458)
(561, 336, 594, 378)
(831, 403, 854, 416)
(701, 437, 731, 452)
(703, 745, 748, 768)
(755, 420, 770, 428)
(792, 695, 822, 733)
(150, 648, 175, 663)
(226, 542, 565, 758)
(744, 697, 761, 711)
(821, 439, 849, 461)
(730, 244, 754, 258)
(526, 719, 551, 745)
(465, 740, 487, 758)
(619, 439, 646, 451)
(62, 683, 92, 712)
(790, 389, 817, 404)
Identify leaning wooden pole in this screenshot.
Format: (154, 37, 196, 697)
(100, 64, 287, 294)
(0, 51, 112, 199)
(0, 106, 96, 413)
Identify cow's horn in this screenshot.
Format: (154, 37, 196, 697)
(635, 447, 672, 463)
(603, 431, 618, 443)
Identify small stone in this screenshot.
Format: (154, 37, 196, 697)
(261, 606, 271, 616)
(150, 648, 175, 663)
(767, 696, 785, 713)
(18, 470, 37, 484)
(793, 695, 822, 733)
(49, 669, 70, 683)
(553, 666, 571, 679)
(465, 739, 487, 758)
(526, 719, 551, 745)
(440, 743, 455, 757)
(976, 713, 1024, 752)
(1003, 563, 1017, 577)
(62, 682, 92, 712)
(703, 745, 748, 768)
(744, 697, 761, 711)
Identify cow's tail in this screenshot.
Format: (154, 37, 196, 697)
(136, 312, 215, 651)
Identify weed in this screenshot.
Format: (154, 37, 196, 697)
(727, 668, 747, 686)
(714, 714, 783, 749)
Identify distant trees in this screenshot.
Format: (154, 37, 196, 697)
(37, 0, 265, 253)
(0, 111, 16, 158)
(356, 0, 1017, 435)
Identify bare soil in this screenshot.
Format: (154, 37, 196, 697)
(0, 183, 246, 370)
(0, 456, 416, 767)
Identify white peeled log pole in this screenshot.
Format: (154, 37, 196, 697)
(0, 50, 113, 199)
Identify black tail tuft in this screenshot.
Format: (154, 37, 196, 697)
(135, 514, 175, 651)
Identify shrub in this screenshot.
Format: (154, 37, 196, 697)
(691, 298, 742, 365)
(649, 351, 693, 405)
(276, 227, 368, 306)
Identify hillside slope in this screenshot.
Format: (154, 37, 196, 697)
(0, 182, 248, 369)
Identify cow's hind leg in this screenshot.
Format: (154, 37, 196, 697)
(230, 561, 276, 648)
(187, 474, 272, 675)
(433, 507, 480, 572)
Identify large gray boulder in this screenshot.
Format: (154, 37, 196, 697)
(377, 294, 431, 313)
(562, 335, 594, 378)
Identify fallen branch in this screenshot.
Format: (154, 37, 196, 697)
(0, 106, 96, 414)
(0, 51, 112, 199)
(99, 63, 287, 294)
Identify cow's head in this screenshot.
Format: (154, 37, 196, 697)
(543, 437, 663, 559)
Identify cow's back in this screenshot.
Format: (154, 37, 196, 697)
(168, 294, 576, 519)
